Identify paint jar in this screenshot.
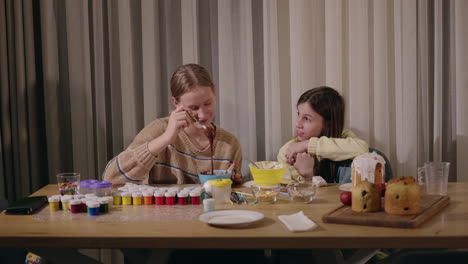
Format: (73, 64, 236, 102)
(203, 198, 215, 212)
(60, 196, 71, 211)
(143, 191, 153, 205)
(177, 192, 188, 205)
(154, 191, 165, 205)
(86, 201, 100, 216)
(190, 190, 201, 205)
(121, 192, 132, 205)
(98, 197, 109, 213)
(132, 192, 143, 205)
(48, 196, 60, 212)
(112, 192, 122, 205)
(209, 179, 233, 204)
(69, 199, 82, 213)
(165, 192, 176, 205)
(80, 198, 89, 212)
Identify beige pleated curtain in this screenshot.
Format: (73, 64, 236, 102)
(1, 0, 468, 201)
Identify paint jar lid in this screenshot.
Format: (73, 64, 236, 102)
(118, 187, 128, 192)
(164, 192, 176, 197)
(121, 192, 131, 197)
(60, 196, 72, 202)
(69, 199, 82, 205)
(86, 201, 100, 208)
(189, 190, 201, 197)
(154, 191, 164, 197)
(48, 196, 60, 203)
(177, 192, 188, 197)
(143, 191, 153, 197)
(112, 192, 122, 197)
(132, 192, 142, 197)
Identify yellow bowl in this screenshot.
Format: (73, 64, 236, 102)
(249, 161, 285, 186)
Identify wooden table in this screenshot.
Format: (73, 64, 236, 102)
(1, 183, 467, 249)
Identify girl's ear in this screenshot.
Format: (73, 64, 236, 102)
(171, 97, 178, 108)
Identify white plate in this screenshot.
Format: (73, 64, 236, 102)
(242, 180, 255, 188)
(339, 183, 352, 192)
(199, 210, 264, 227)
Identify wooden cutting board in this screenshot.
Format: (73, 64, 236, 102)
(322, 195, 450, 228)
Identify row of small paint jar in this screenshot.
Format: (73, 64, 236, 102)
(112, 187, 204, 205)
(48, 194, 113, 215)
(116, 183, 199, 195)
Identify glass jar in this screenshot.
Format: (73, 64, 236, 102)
(251, 184, 281, 203)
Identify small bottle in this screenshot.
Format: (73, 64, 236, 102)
(165, 192, 176, 205)
(177, 192, 188, 205)
(69, 199, 82, 213)
(154, 191, 165, 205)
(80, 198, 89, 212)
(143, 191, 153, 205)
(60, 196, 71, 211)
(48, 196, 60, 212)
(121, 192, 132, 205)
(203, 198, 215, 212)
(190, 190, 201, 205)
(98, 197, 109, 213)
(132, 192, 143, 205)
(112, 192, 122, 205)
(86, 201, 100, 216)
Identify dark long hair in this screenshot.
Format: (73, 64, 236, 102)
(297, 86, 345, 182)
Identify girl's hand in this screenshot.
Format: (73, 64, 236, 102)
(162, 105, 189, 144)
(293, 152, 315, 179)
(226, 161, 237, 174)
(286, 141, 309, 165)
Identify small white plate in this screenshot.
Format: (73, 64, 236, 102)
(339, 183, 352, 192)
(199, 210, 264, 227)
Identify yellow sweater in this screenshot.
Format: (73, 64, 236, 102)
(103, 117, 242, 185)
(277, 129, 368, 182)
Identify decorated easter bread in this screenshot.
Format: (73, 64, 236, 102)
(351, 180, 381, 213)
(384, 176, 421, 215)
(351, 152, 386, 187)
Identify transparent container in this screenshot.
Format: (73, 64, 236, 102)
(251, 184, 281, 203)
(57, 173, 81, 195)
(209, 179, 232, 204)
(287, 182, 317, 203)
(91, 181, 113, 197)
(79, 180, 100, 195)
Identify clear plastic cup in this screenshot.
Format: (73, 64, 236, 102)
(57, 173, 80, 195)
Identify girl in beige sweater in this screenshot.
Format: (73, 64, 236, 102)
(103, 64, 242, 185)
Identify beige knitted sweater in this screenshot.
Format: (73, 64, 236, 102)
(103, 117, 243, 185)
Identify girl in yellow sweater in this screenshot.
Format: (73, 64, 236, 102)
(277, 86, 368, 183)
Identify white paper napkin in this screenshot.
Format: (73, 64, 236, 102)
(278, 211, 318, 232)
(312, 176, 327, 186)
